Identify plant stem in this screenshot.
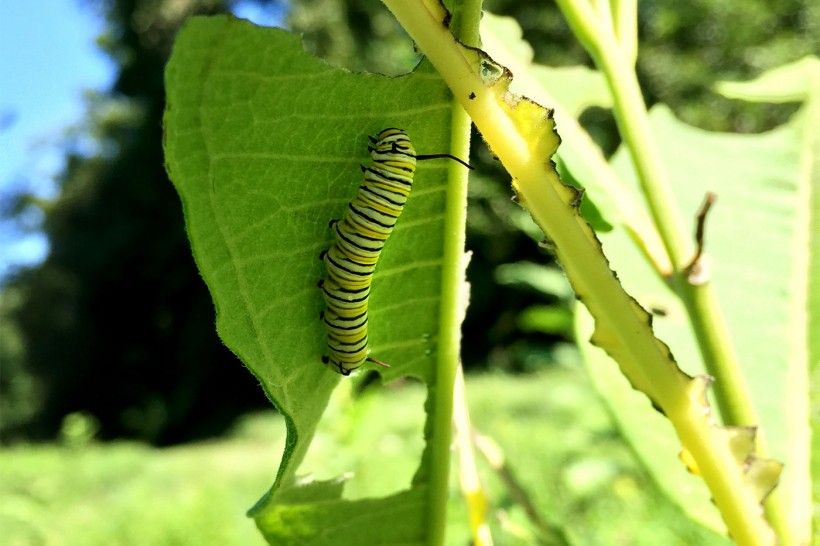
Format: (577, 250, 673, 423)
(677, 282, 756, 424)
(450, 0, 483, 43)
(593, 35, 762, 428)
(681, 282, 791, 544)
(473, 433, 572, 546)
(426, 1, 481, 545)
(557, 0, 761, 427)
(427, 95, 470, 546)
(453, 366, 494, 546)
(554, 1, 791, 540)
(381, 1, 779, 543)
(610, 0, 637, 65)
(592, 39, 692, 268)
(427, 91, 471, 546)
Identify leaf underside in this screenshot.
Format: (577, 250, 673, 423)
(164, 15, 458, 544)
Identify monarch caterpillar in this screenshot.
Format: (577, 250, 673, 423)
(319, 128, 471, 375)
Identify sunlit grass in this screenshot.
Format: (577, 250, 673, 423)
(0, 367, 727, 545)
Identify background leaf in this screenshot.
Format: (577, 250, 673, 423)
(715, 56, 820, 104)
(164, 15, 460, 543)
(578, 100, 816, 540)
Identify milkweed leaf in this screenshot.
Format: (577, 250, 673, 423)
(579, 99, 817, 543)
(164, 15, 461, 545)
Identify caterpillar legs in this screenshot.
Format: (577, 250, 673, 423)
(320, 354, 356, 376)
(319, 355, 390, 374)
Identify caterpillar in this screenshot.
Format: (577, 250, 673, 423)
(318, 128, 471, 375)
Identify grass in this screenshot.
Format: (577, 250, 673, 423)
(0, 367, 729, 545)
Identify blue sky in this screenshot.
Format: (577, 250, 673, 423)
(0, 1, 284, 282)
(0, 1, 112, 280)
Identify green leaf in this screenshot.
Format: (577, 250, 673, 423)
(578, 100, 817, 542)
(718, 64, 820, 540)
(255, 481, 427, 546)
(164, 15, 460, 543)
(715, 56, 820, 104)
(495, 261, 574, 300)
(517, 305, 573, 335)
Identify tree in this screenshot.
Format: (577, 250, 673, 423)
(1, 0, 281, 444)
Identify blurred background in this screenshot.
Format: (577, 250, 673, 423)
(0, 0, 816, 543)
(2, 0, 814, 445)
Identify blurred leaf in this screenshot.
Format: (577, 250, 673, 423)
(715, 56, 820, 104)
(495, 261, 573, 300)
(532, 65, 613, 118)
(577, 100, 817, 541)
(164, 16, 460, 544)
(517, 305, 573, 335)
(577, 305, 724, 532)
(256, 482, 427, 546)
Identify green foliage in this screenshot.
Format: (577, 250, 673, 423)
(164, 4, 817, 543)
(0, 372, 730, 546)
(4, 0, 817, 544)
(164, 15, 467, 542)
(0, 427, 278, 546)
(495, 262, 575, 338)
(0, 287, 40, 433)
(164, 16, 461, 382)
(4, 0, 818, 448)
(288, 0, 820, 133)
(0, 0, 269, 444)
(578, 59, 819, 539)
(633, 0, 819, 132)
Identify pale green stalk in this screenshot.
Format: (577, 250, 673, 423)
(554, 0, 758, 425)
(610, 0, 637, 65)
(453, 366, 494, 546)
(474, 433, 572, 545)
(427, 96, 470, 546)
(426, 1, 481, 544)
